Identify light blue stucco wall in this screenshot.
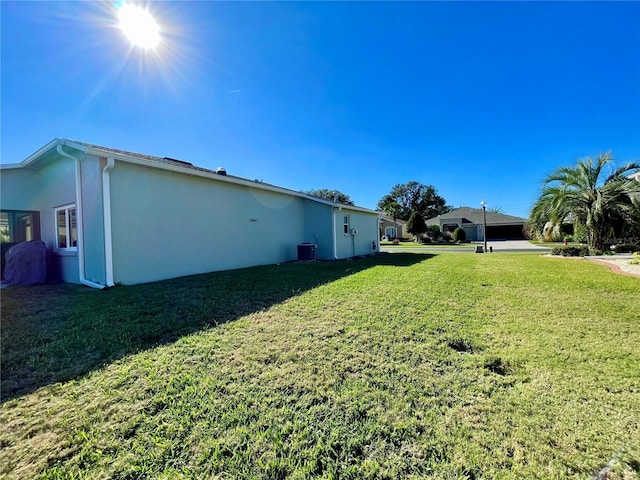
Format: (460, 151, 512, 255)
(335, 209, 379, 259)
(38, 159, 80, 283)
(79, 156, 106, 285)
(0, 154, 107, 285)
(109, 162, 307, 284)
(2, 160, 80, 282)
(302, 200, 334, 259)
(3, 153, 380, 286)
(1, 168, 41, 211)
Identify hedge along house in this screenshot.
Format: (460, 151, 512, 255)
(0, 139, 380, 287)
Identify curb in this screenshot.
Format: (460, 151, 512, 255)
(588, 259, 640, 278)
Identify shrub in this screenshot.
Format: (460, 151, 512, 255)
(453, 227, 466, 243)
(550, 245, 590, 257)
(427, 224, 442, 241)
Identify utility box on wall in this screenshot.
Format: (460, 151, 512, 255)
(297, 243, 317, 261)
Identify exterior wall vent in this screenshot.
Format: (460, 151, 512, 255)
(216, 167, 227, 176)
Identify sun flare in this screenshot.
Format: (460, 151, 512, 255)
(118, 4, 160, 49)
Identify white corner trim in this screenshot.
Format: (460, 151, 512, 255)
(332, 205, 342, 260)
(102, 158, 116, 287)
(56, 144, 105, 289)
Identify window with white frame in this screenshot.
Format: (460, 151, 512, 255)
(343, 215, 350, 235)
(55, 204, 77, 250)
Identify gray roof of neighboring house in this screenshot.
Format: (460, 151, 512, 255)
(379, 215, 406, 225)
(426, 207, 528, 226)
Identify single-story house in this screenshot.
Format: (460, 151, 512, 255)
(426, 207, 528, 241)
(630, 171, 640, 202)
(0, 139, 380, 287)
(379, 215, 407, 240)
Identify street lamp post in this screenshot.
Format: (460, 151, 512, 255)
(481, 200, 487, 253)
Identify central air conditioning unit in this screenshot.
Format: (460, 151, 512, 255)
(297, 243, 317, 261)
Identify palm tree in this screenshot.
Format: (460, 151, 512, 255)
(530, 153, 640, 254)
(380, 201, 402, 239)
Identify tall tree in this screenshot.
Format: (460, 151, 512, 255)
(406, 211, 427, 242)
(305, 189, 354, 206)
(377, 181, 450, 221)
(529, 153, 640, 254)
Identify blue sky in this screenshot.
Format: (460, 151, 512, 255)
(2, 1, 639, 218)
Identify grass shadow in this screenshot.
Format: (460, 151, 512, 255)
(1, 253, 433, 402)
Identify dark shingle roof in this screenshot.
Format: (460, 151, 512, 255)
(72, 140, 226, 177)
(379, 215, 406, 225)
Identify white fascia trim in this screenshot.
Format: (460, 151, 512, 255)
(0, 162, 28, 170)
(302, 195, 379, 215)
(60, 139, 90, 152)
(0, 139, 61, 169)
(342, 204, 381, 215)
(0, 138, 89, 170)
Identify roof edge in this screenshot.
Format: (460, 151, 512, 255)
(1, 138, 59, 169)
(0, 138, 89, 170)
(3, 139, 380, 215)
(82, 143, 379, 214)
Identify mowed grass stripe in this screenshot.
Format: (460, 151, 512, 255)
(1, 253, 638, 479)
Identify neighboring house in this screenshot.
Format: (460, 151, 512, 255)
(379, 215, 407, 240)
(630, 171, 640, 202)
(0, 139, 380, 287)
(426, 207, 528, 241)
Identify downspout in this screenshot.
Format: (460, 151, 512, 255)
(332, 205, 342, 260)
(56, 144, 105, 289)
(102, 158, 116, 287)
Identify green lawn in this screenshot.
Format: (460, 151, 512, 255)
(1, 253, 639, 479)
(529, 240, 584, 247)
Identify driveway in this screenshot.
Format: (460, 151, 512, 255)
(485, 240, 551, 252)
(381, 240, 551, 254)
